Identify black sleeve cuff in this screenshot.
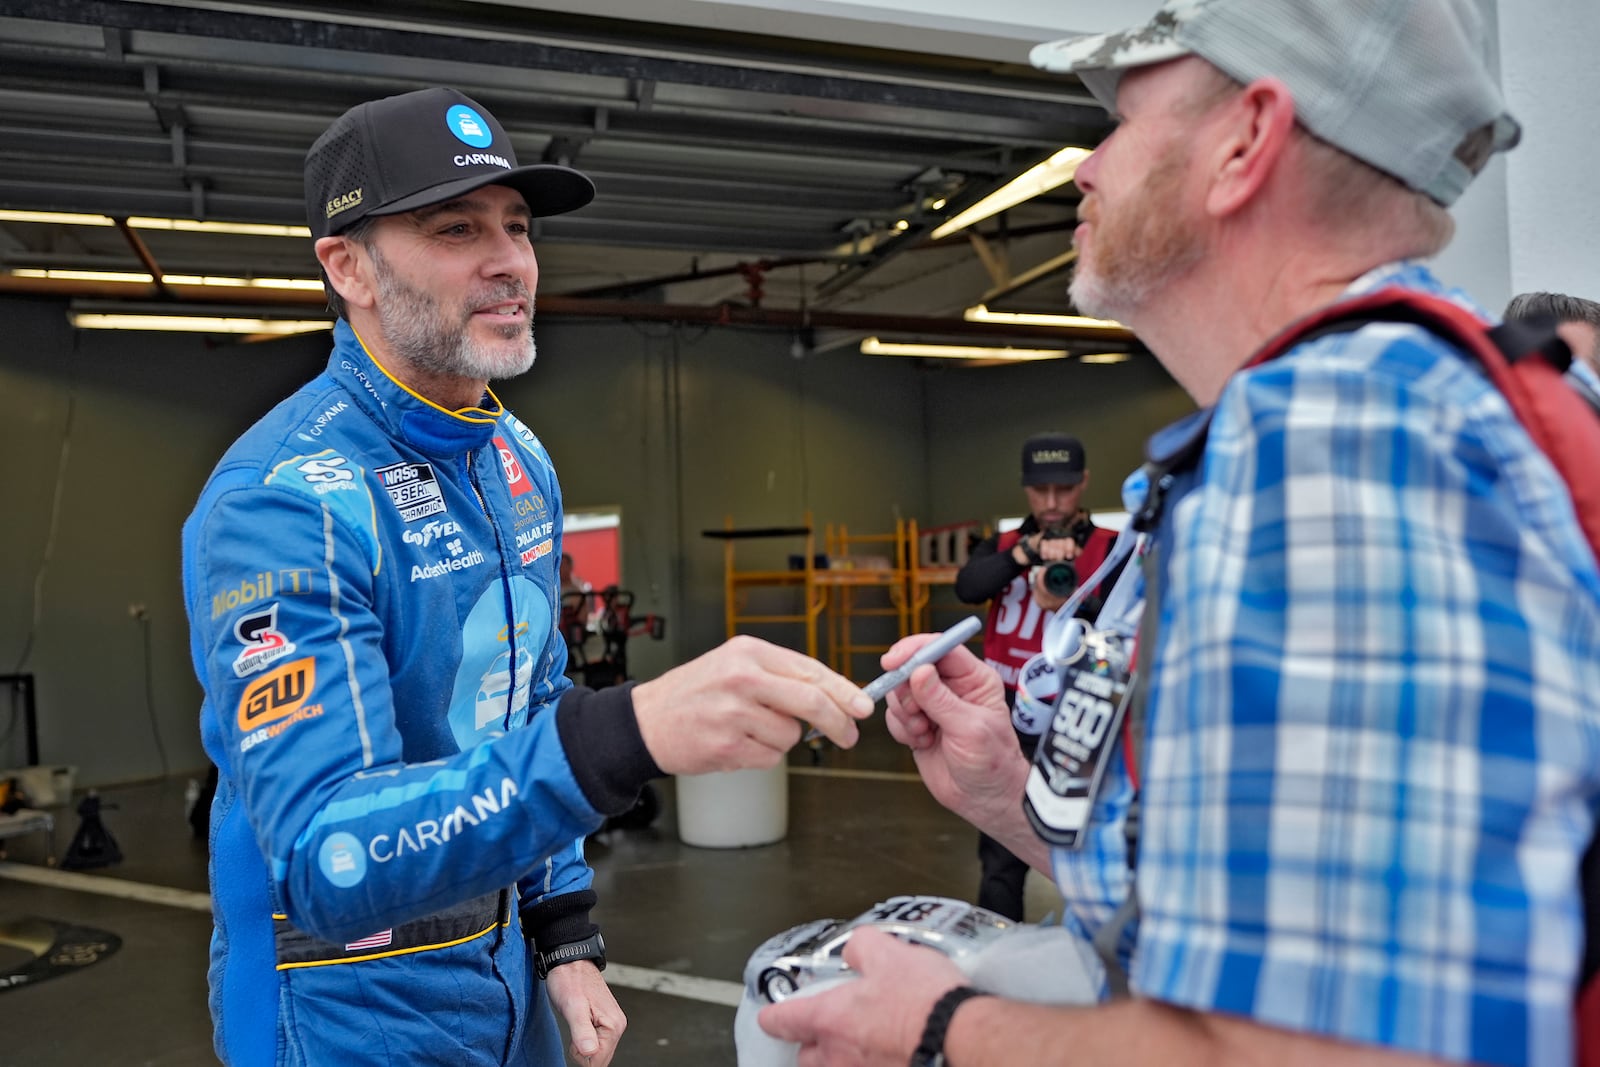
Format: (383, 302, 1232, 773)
(953, 538, 1023, 603)
(520, 888, 597, 948)
(556, 682, 664, 816)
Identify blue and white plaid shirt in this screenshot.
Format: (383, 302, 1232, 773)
(1052, 261, 1600, 1066)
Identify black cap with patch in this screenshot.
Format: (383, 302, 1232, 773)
(1020, 432, 1086, 487)
(304, 87, 595, 239)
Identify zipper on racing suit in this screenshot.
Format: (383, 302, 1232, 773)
(465, 445, 524, 1063)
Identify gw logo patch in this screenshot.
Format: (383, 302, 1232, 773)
(237, 657, 316, 731)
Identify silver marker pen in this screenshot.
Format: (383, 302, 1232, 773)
(804, 615, 984, 741)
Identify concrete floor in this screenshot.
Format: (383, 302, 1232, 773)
(0, 719, 1060, 1066)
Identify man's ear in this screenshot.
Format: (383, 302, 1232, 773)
(1203, 77, 1296, 219)
(314, 235, 377, 311)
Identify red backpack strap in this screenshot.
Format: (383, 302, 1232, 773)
(1584, 988, 1600, 1067)
(1246, 286, 1600, 570)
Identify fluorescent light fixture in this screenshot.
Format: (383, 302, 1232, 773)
(127, 217, 313, 238)
(931, 146, 1092, 240)
(963, 304, 1125, 331)
(860, 337, 1068, 362)
(1078, 352, 1131, 364)
(164, 275, 325, 291)
(13, 268, 158, 285)
(0, 209, 310, 238)
(12, 268, 323, 291)
(0, 209, 115, 227)
(69, 313, 331, 335)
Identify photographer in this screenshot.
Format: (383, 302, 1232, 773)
(951, 432, 1119, 920)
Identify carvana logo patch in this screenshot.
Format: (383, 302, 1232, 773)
(447, 105, 493, 148)
(319, 832, 367, 888)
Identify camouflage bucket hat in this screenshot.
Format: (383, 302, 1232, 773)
(1029, 0, 1520, 207)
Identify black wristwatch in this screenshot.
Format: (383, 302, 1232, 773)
(534, 931, 606, 979)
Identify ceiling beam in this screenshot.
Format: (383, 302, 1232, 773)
(1, 0, 1098, 126)
(980, 247, 1077, 304)
(111, 217, 173, 299)
(0, 43, 1072, 153)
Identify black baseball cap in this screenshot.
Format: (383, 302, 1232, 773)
(304, 87, 595, 239)
(1020, 432, 1086, 487)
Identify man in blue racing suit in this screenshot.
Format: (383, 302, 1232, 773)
(181, 87, 872, 1067)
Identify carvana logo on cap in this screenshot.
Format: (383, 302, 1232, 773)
(447, 105, 494, 148)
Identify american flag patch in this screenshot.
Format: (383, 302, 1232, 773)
(344, 929, 393, 952)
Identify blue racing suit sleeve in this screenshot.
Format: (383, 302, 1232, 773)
(187, 475, 605, 945)
(514, 778, 595, 942)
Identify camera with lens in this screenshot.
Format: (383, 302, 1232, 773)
(1023, 518, 1094, 599)
(1038, 559, 1078, 599)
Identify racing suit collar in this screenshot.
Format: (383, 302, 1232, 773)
(328, 319, 504, 457)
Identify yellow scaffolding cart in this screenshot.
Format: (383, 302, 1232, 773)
(707, 516, 826, 659)
(814, 520, 911, 683)
(709, 516, 985, 675)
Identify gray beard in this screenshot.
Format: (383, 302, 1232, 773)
(372, 249, 536, 382)
(1067, 270, 1118, 322)
(1068, 250, 1180, 325)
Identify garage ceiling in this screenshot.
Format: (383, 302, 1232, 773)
(0, 0, 1126, 350)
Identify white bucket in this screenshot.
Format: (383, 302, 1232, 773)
(675, 766, 788, 848)
(6, 764, 76, 807)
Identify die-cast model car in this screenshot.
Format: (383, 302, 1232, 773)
(744, 895, 1015, 1003)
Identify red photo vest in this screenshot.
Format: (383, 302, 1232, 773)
(982, 522, 1115, 690)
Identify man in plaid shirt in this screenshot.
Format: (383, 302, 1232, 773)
(761, 2, 1600, 1066)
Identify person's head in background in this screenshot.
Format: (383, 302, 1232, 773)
(1019, 432, 1089, 532)
(1504, 291, 1600, 371)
